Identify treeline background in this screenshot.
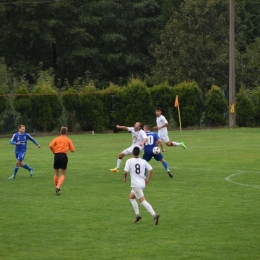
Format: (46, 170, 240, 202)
(0, 0, 260, 133)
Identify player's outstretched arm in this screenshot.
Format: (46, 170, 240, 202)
(32, 139, 41, 148)
(116, 125, 128, 130)
(28, 134, 41, 148)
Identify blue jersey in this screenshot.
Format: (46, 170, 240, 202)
(10, 132, 38, 152)
(144, 131, 160, 153)
(143, 131, 163, 162)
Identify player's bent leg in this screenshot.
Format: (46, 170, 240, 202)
(8, 163, 20, 180)
(54, 172, 59, 186)
(21, 162, 33, 177)
(130, 199, 140, 216)
(140, 199, 156, 215)
(116, 153, 125, 170)
(57, 170, 66, 190)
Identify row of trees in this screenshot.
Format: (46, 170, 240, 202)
(1, 0, 260, 93)
(1, 78, 259, 133)
(1, 0, 260, 133)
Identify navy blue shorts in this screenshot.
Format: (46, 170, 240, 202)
(16, 150, 26, 161)
(143, 151, 163, 162)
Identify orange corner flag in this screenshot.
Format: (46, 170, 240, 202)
(174, 95, 179, 108)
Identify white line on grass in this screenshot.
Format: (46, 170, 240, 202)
(225, 171, 260, 189)
(153, 165, 260, 174)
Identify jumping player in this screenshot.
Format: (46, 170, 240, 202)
(153, 107, 186, 151)
(110, 122, 147, 172)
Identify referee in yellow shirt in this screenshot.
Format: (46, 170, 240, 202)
(49, 126, 75, 195)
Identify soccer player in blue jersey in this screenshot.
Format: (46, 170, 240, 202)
(143, 125, 173, 178)
(8, 125, 41, 180)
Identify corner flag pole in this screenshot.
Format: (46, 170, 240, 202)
(174, 95, 182, 131)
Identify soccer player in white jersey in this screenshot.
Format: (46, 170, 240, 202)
(153, 107, 186, 151)
(124, 146, 159, 225)
(110, 122, 148, 172)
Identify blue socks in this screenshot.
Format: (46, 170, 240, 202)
(13, 166, 19, 177)
(22, 163, 30, 171)
(162, 161, 169, 171)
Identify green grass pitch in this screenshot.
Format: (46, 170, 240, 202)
(0, 128, 260, 260)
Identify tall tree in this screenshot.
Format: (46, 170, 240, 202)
(205, 85, 228, 126)
(236, 37, 260, 89)
(0, 87, 6, 116)
(237, 0, 260, 50)
(152, 0, 231, 94)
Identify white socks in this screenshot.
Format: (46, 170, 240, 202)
(130, 199, 156, 216)
(116, 158, 122, 169)
(130, 199, 139, 215)
(141, 200, 155, 216)
(172, 142, 180, 146)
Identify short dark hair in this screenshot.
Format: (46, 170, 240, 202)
(133, 146, 140, 156)
(60, 126, 68, 135)
(155, 107, 162, 111)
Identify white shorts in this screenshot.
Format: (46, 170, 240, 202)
(122, 145, 143, 156)
(131, 187, 144, 199)
(158, 133, 169, 143)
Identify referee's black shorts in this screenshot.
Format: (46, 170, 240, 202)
(54, 153, 68, 170)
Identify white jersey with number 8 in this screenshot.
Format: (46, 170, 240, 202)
(124, 157, 152, 189)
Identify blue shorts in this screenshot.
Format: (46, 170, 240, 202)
(16, 151, 26, 161)
(143, 151, 163, 162)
